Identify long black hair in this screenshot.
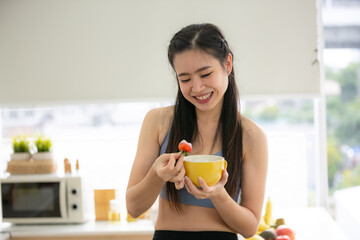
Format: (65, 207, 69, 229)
(166, 23, 243, 212)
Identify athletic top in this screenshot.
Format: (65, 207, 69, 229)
(159, 129, 241, 208)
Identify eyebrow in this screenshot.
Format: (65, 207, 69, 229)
(177, 66, 212, 77)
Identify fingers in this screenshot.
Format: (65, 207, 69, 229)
(184, 172, 229, 200)
(218, 169, 229, 185)
(184, 177, 193, 194)
(169, 167, 185, 182)
(156, 152, 183, 182)
(175, 153, 184, 171)
(185, 177, 207, 199)
(164, 153, 179, 174)
(170, 166, 186, 190)
(199, 177, 210, 192)
(166, 153, 176, 169)
(175, 178, 185, 190)
(172, 151, 181, 161)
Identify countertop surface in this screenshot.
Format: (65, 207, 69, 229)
(0, 208, 349, 240)
(0, 219, 154, 237)
(0, 232, 10, 240)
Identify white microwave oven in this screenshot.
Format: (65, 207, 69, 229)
(1, 174, 88, 224)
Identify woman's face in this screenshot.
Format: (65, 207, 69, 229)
(173, 49, 232, 113)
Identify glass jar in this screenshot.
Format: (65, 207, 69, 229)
(108, 199, 121, 223)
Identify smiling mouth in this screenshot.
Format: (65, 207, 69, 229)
(194, 92, 213, 101)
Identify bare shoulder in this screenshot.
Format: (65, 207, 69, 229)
(144, 106, 174, 144)
(241, 115, 266, 138)
(241, 115, 268, 156)
(145, 105, 173, 128)
(145, 105, 173, 122)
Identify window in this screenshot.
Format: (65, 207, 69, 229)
(1, 98, 319, 218)
(322, 0, 360, 238)
(243, 98, 318, 208)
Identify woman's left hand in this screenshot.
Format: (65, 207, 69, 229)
(184, 169, 229, 199)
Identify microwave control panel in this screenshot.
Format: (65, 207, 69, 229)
(66, 176, 85, 221)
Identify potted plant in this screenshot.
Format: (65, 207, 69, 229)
(32, 136, 53, 161)
(10, 135, 31, 161)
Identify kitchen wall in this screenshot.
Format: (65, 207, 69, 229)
(0, 0, 321, 106)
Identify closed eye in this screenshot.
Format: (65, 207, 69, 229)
(201, 72, 213, 78)
(180, 78, 191, 83)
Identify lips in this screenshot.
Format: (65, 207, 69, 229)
(193, 92, 213, 104)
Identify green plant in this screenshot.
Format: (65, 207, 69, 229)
(35, 136, 52, 152)
(12, 135, 30, 153)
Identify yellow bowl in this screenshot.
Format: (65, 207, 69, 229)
(184, 155, 227, 187)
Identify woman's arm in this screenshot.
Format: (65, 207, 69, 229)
(185, 119, 268, 237)
(126, 108, 185, 218)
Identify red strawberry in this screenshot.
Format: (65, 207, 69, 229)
(178, 140, 192, 156)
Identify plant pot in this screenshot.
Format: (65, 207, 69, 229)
(32, 152, 54, 161)
(10, 152, 31, 161)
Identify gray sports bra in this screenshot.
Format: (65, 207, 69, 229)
(159, 129, 241, 208)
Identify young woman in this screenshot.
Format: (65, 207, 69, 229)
(126, 23, 268, 240)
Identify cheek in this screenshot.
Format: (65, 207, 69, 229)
(221, 71, 229, 87)
(223, 75, 229, 88)
(213, 73, 228, 90)
(179, 83, 190, 96)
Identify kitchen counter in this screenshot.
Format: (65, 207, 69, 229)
(0, 208, 349, 240)
(0, 219, 154, 240)
(0, 232, 10, 240)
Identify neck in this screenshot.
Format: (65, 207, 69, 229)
(195, 98, 223, 125)
(194, 99, 223, 155)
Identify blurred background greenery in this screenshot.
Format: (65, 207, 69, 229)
(326, 62, 360, 193)
(243, 60, 360, 204)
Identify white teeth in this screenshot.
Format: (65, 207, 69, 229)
(196, 92, 212, 100)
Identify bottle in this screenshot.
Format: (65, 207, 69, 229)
(76, 159, 80, 174)
(108, 199, 121, 223)
(64, 158, 72, 174)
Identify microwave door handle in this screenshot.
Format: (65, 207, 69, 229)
(59, 180, 67, 219)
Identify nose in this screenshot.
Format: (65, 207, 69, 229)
(191, 77, 204, 93)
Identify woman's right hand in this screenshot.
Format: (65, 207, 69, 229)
(154, 152, 186, 189)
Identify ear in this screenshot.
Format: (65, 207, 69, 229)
(224, 53, 232, 75)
